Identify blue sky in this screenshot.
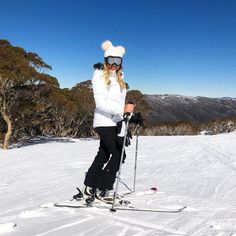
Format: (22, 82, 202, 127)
(1, 0, 236, 97)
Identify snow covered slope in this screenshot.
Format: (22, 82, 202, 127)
(1, 133, 236, 235)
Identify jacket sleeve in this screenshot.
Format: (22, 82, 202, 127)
(92, 70, 124, 116)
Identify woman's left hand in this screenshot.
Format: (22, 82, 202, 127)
(124, 104, 135, 113)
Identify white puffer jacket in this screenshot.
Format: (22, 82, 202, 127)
(92, 69, 126, 127)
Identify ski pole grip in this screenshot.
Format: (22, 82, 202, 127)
(124, 112, 131, 117)
(127, 100, 135, 105)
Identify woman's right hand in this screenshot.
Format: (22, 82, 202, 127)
(124, 103, 135, 113)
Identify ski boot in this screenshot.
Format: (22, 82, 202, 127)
(83, 185, 96, 206)
(95, 189, 131, 206)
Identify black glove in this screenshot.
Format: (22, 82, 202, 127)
(125, 128, 132, 147)
(93, 62, 104, 70)
(129, 112, 144, 126)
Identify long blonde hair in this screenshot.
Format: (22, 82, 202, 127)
(103, 63, 126, 90)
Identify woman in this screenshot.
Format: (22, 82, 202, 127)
(83, 40, 134, 202)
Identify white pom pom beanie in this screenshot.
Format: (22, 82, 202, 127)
(101, 40, 126, 58)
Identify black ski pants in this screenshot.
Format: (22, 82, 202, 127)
(84, 126, 123, 191)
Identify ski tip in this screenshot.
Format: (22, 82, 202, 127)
(40, 202, 55, 208)
(150, 187, 158, 192)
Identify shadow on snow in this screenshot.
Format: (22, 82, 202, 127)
(10, 135, 76, 149)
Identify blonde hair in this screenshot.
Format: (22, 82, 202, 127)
(103, 64, 126, 90)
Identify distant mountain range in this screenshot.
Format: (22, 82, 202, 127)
(144, 94, 236, 124)
(74, 80, 236, 125)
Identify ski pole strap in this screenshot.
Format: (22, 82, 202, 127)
(123, 112, 133, 122)
(118, 178, 133, 192)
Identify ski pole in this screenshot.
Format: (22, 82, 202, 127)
(133, 124, 140, 193)
(111, 113, 131, 212)
(117, 124, 140, 194)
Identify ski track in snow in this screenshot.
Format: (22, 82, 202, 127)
(36, 207, 186, 236)
(34, 215, 94, 236)
(1, 133, 236, 235)
(19, 210, 46, 219)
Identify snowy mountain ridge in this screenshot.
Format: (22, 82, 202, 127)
(147, 94, 236, 103)
(145, 94, 236, 123)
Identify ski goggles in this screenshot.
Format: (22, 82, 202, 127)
(105, 56, 122, 66)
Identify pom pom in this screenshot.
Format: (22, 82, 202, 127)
(101, 40, 113, 51)
(116, 46, 126, 56)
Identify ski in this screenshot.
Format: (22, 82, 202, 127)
(50, 201, 186, 213)
(41, 197, 131, 209)
(120, 187, 160, 197)
(43, 187, 186, 213)
(111, 206, 187, 213)
(72, 186, 160, 202)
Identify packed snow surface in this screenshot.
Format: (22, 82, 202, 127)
(1, 132, 236, 235)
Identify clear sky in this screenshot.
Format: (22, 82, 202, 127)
(1, 0, 236, 97)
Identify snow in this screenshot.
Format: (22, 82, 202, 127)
(1, 133, 236, 235)
(0, 223, 17, 234)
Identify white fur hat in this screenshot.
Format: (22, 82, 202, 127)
(101, 40, 125, 58)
